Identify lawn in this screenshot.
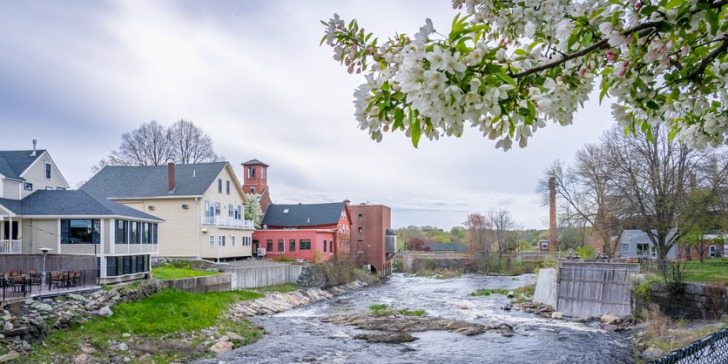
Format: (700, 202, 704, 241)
(23, 288, 264, 363)
(678, 259, 728, 285)
(151, 264, 220, 280)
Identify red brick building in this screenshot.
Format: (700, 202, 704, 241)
(348, 204, 396, 276)
(253, 201, 351, 262)
(241, 159, 272, 214)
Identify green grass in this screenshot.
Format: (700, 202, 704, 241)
(368, 303, 426, 317)
(252, 283, 299, 293)
(471, 288, 510, 297)
(22, 289, 264, 363)
(152, 264, 220, 280)
(677, 260, 728, 284)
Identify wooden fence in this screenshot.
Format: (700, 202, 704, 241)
(557, 261, 639, 317)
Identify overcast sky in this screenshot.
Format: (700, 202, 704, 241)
(0, 1, 615, 230)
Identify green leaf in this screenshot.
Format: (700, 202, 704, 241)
(393, 108, 405, 131)
(664, 0, 683, 10)
(518, 107, 530, 116)
(646, 101, 659, 110)
(706, 10, 719, 36)
(495, 72, 517, 87)
(411, 119, 421, 148)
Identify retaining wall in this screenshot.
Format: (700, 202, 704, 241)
(160, 273, 231, 293)
(650, 282, 728, 319)
(224, 265, 303, 289)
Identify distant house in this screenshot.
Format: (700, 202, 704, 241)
(254, 201, 351, 262)
(81, 162, 254, 261)
(241, 159, 272, 215)
(349, 204, 396, 276)
(618, 229, 679, 260)
(0, 143, 160, 284)
(538, 239, 557, 252)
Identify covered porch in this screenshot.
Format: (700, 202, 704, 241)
(0, 214, 21, 254)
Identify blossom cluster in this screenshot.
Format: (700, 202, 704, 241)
(323, 0, 728, 150)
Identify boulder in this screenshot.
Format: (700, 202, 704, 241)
(210, 341, 234, 353)
(641, 347, 664, 360)
(551, 312, 563, 319)
(600, 314, 622, 325)
(0, 351, 20, 363)
(98, 306, 113, 318)
(354, 332, 417, 344)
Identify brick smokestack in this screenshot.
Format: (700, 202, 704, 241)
(549, 176, 556, 250)
(168, 162, 176, 192)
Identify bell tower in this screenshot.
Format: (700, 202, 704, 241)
(241, 159, 272, 213)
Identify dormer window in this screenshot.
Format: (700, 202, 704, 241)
(283, 208, 289, 213)
(24, 182, 33, 191)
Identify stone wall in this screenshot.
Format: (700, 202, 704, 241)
(297, 259, 372, 289)
(649, 282, 728, 319)
(411, 257, 475, 273)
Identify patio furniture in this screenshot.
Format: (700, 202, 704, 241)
(48, 271, 66, 290)
(69, 271, 82, 287)
(26, 271, 42, 292)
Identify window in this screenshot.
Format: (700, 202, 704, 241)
(266, 239, 273, 252)
(289, 239, 296, 252)
(358, 213, 363, 219)
(45, 186, 53, 190)
(61, 219, 100, 244)
(248, 166, 256, 179)
(232, 236, 236, 247)
(219, 236, 226, 247)
(228, 204, 234, 217)
(637, 243, 651, 257)
(250, 187, 255, 194)
(300, 239, 312, 250)
(262, 168, 266, 180)
(330, 240, 333, 252)
(358, 227, 363, 232)
(116, 220, 128, 244)
(142, 223, 150, 244)
(45, 163, 52, 179)
(56, 187, 65, 190)
(226, 180, 230, 195)
(215, 202, 221, 216)
(209, 236, 215, 247)
(278, 239, 285, 252)
(324, 240, 327, 252)
(24, 182, 33, 191)
(204, 201, 212, 217)
(218, 178, 222, 193)
(541, 241, 549, 250)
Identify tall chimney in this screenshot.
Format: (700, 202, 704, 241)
(30, 139, 37, 157)
(168, 162, 176, 192)
(549, 177, 556, 251)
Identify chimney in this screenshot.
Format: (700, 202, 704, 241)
(168, 162, 176, 192)
(549, 177, 557, 250)
(30, 139, 37, 157)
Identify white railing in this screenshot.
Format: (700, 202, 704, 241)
(0, 240, 21, 254)
(201, 216, 255, 230)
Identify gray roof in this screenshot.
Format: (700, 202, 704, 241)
(0, 190, 162, 221)
(242, 159, 268, 167)
(618, 229, 677, 245)
(0, 150, 46, 180)
(81, 162, 228, 198)
(262, 202, 346, 228)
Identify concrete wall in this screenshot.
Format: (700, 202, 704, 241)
(160, 273, 232, 293)
(533, 268, 558, 308)
(224, 264, 303, 289)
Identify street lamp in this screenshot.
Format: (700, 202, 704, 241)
(39, 247, 51, 291)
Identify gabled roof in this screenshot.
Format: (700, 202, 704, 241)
(618, 229, 677, 244)
(0, 190, 162, 221)
(262, 202, 346, 227)
(0, 150, 46, 180)
(242, 159, 269, 167)
(81, 162, 230, 199)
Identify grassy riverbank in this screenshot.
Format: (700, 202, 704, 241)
(19, 289, 264, 363)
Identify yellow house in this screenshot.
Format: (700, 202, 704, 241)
(81, 162, 254, 261)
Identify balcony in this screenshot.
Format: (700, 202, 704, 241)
(0, 240, 21, 254)
(201, 216, 255, 230)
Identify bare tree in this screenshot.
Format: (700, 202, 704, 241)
(488, 208, 518, 272)
(167, 119, 223, 164)
(93, 119, 222, 173)
(464, 213, 493, 274)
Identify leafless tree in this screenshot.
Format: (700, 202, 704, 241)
(167, 119, 223, 164)
(488, 208, 518, 272)
(464, 213, 493, 274)
(93, 119, 221, 173)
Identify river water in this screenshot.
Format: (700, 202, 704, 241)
(199, 273, 635, 364)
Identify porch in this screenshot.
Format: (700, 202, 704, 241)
(201, 216, 255, 229)
(0, 239, 21, 254)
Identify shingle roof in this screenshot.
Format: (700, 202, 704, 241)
(0, 150, 46, 180)
(81, 162, 228, 198)
(262, 202, 345, 227)
(241, 159, 268, 167)
(0, 190, 162, 221)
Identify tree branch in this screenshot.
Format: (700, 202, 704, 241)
(687, 37, 728, 80)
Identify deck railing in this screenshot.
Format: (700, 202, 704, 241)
(201, 216, 255, 229)
(0, 240, 21, 254)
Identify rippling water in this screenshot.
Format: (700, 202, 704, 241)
(196, 274, 635, 364)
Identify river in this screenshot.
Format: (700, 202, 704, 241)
(197, 273, 636, 364)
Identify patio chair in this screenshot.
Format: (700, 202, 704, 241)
(69, 271, 81, 287)
(48, 271, 66, 290)
(26, 271, 42, 292)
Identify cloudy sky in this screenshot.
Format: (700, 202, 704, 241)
(0, 1, 615, 230)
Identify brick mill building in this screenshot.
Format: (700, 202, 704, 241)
(349, 203, 396, 276)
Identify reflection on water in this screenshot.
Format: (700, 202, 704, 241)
(196, 274, 635, 364)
